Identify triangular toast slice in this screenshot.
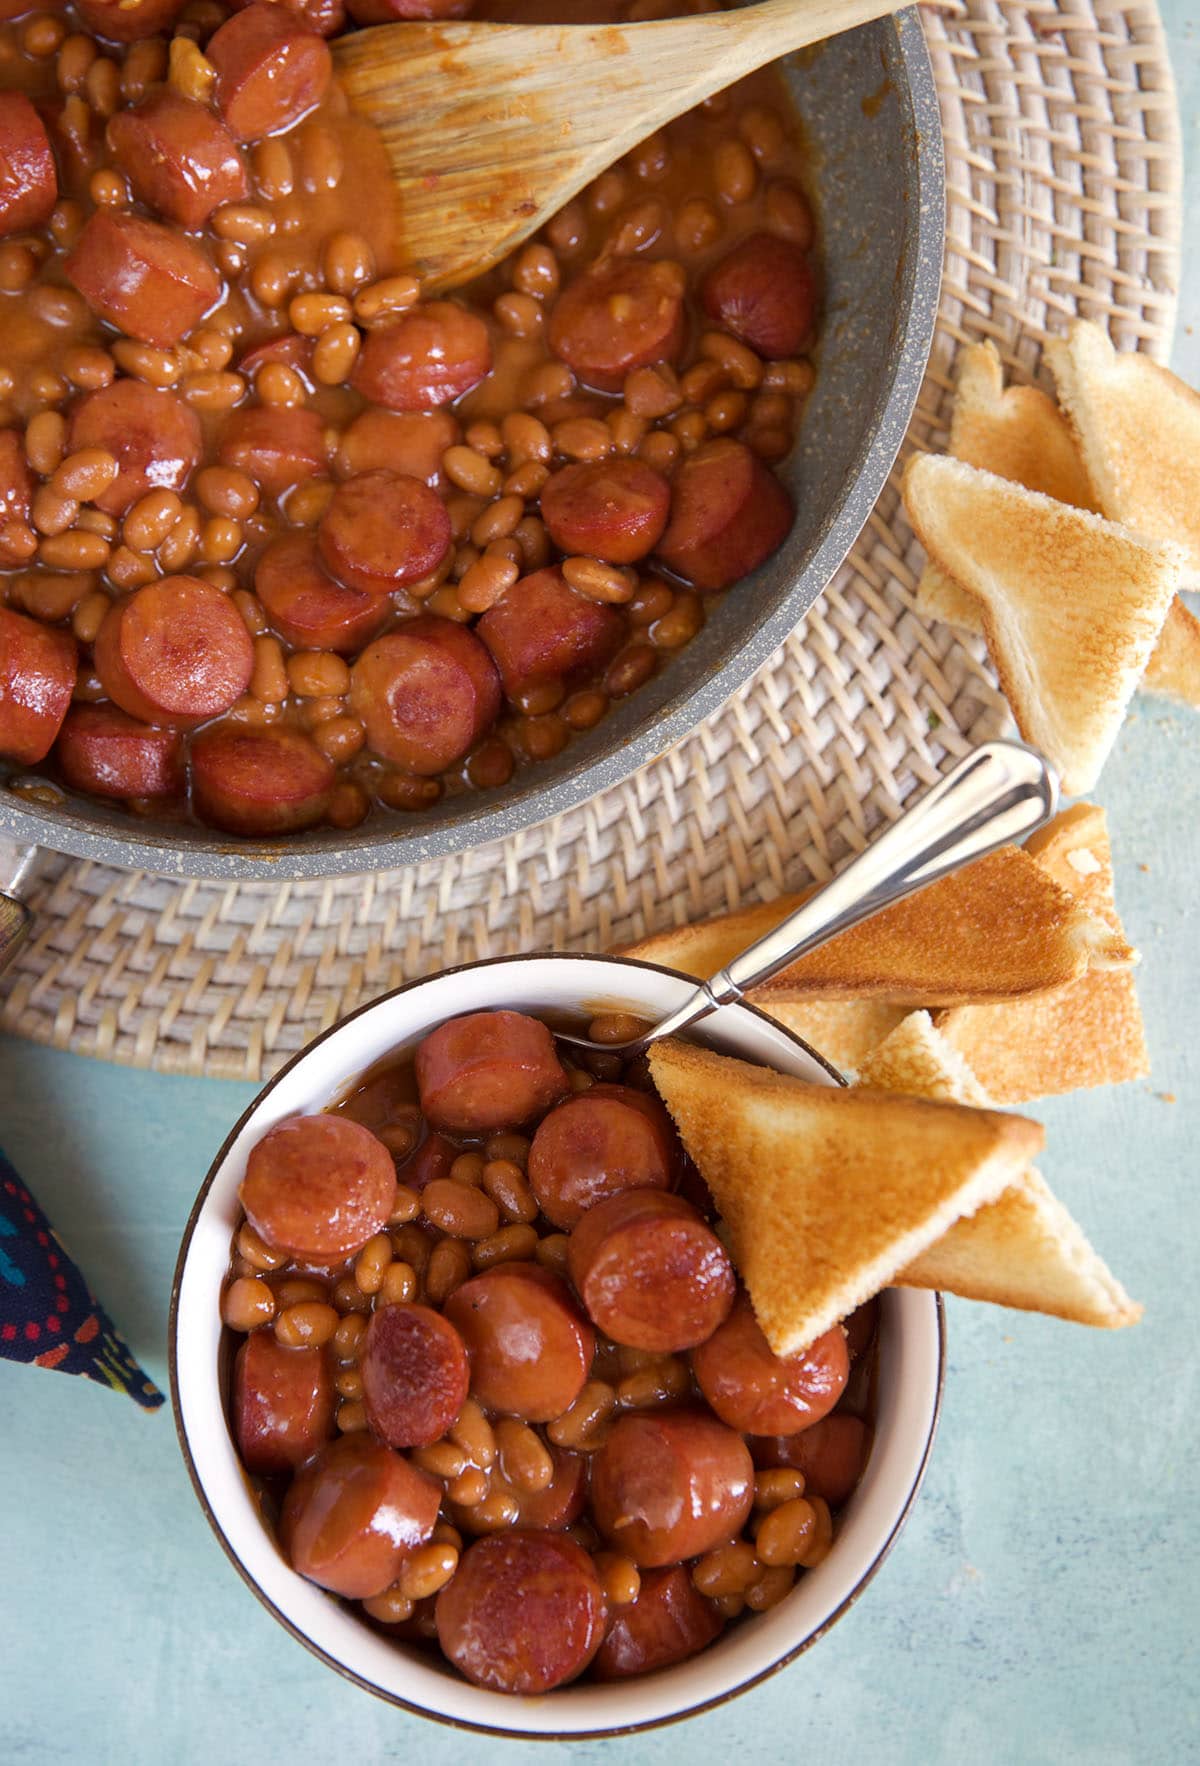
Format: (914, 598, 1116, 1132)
(1045, 319, 1200, 574)
(759, 999, 909, 1074)
(857, 1010, 1142, 1327)
(904, 453, 1183, 794)
(648, 1038, 1043, 1355)
(935, 802, 1148, 1101)
(619, 845, 1131, 1007)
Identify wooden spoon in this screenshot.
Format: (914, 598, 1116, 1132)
(332, 0, 907, 291)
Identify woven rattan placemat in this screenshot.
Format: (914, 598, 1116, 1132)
(0, 0, 1181, 1080)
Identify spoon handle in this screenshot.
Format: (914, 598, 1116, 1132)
(641, 741, 1058, 1049)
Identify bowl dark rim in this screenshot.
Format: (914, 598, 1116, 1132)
(169, 950, 948, 1739)
(1, 8, 944, 883)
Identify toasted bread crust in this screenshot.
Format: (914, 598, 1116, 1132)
(648, 1038, 1042, 1355)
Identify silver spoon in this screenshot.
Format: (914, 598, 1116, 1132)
(558, 739, 1060, 1058)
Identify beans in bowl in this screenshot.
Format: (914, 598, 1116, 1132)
(221, 1008, 875, 1694)
(0, 0, 818, 836)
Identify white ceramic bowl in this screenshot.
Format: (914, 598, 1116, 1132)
(171, 954, 944, 1738)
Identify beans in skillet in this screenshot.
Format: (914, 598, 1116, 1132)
(220, 1009, 876, 1694)
(0, 0, 818, 836)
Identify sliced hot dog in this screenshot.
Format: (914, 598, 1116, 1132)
(69, 381, 203, 517)
(508, 1446, 586, 1532)
(0, 93, 57, 239)
(0, 607, 77, 766)
(94, 575, 253, 727)
(335, 409, 460, 492)
(443, 1264, 594, 1423)
(548, 258, 686, 393)
(239, 1113, 397, 1260)
(352, 302, 491, 411)
(281, 1432, 440, 1599)
(415, 1009, 568, 1133)
(360, 1302, 470, 1449)
(567, 1188, 736, 1352)
(691, 1291, 848, 1436)
(107, 92, 249, 231)
(752, 1413, 871, 1507)
(255, 532, 388, 654)
(237, 332, 315, 384)
(476, 565, 624, 699)
(74, 0, 187, 40)
(65, 212, 220, 347)
(225, 0, 346, 36)
(528, 1083, 678, 1229)
(656, 437, 793, 592)
(593, 1565, 724, 1681)
(218, 405, 327, 498)
(591, 1409, 754, 1567)
(348, 0, 471, 20)
(0, 429, 36, 566)
(234, 1328, 335, 1475)
(436, 1532, 607, 1695)
(318, 470, 451, 595)
(208, 3, 332, 143)
(540, 458, 671, 565)
(191, 726, 335, 835)
(350, 617, 500, 776)
(56, 703, 184, 800)
(701, 230, 817, 360)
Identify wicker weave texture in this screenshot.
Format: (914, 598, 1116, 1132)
(0, 0, 1182, 1081)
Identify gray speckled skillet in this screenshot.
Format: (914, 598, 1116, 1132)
(0, 11, 944, 882)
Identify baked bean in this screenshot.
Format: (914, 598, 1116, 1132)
(675, 196, 720, 251)
(15, 572, 91, 624)
(399, 1542, 459, 1602)
(714, 137, 758, 204)
(195, 466, 256, 524)
(617, 1359, 691, 1409)
(24, 14, 67, 56)
(212, 203, 274, 246)
(692, 1541, 758, 1598)
(671, 410, 708, 451)
(72, 590, 111, 645)
(380, 1260, 419, 1306)
(745, 1564, 794, 1611)
(494, 291, 543, 338)
(330, 1275, 372, 1315)
(236, 1221, 287, 1272)
(754, 1497, 817, 1566)
(333, 1312, 367, 1359)
(651, 593, 703, 650)
(798, 1496, 834, 1568)
(450, 1399, 497, 1472)
(354, 1231, 393, 1295)
(595, 1552, 641, 1609)
(158, 507, 201, 572)
(32, 488, 79, 537)
(352, 274, 421, 325)
(40, 530, 109, 570)
(470, 1223, 539, 1269)
(700, 330, 764, 390)
(0, 243, 39, 294)
(391, 1222, 434, 1276)
(682, 360, 730, 405)
(443, 446, 502, 498)
(623, 365, 683, 419)
(426, 1237, 473, 1304)
(561, 557, 637, 605)
(423, 1179, 500, 1240)
(106, 547, 156, 591)
(604, 644, 656, 697)
(222, 1274, 276, 1330)
(25, 411, 67, 476)
(362, 1585, 414, 1625)
(481, 1159, 536, 1223)
(495, 1419, 554, 1493)
(484, 1132, 530, 1167)
(547, 1380, 616, 1452)
(275, 1300, 339, 1348)
(286, 650, 349, 698)
(121, 38, 168, 100)
(522, 360, 575, 408)
(62, 345, 116, 390)
(123, 490, 182, 552)
(336, 1399, 368, 1432)
(545, 200, 586, 255)
(552, 418, 611, 462)
(323, 230, 374, 294)
(335, 1366, 364, 1400)
(312, 322, 360, 385)
(512, 242, 559, 299)
(534, 1232, 570, 1274)
(110, 341, 182, 387)
(587, 168, 626, 215)
(327, 779, 368, 828)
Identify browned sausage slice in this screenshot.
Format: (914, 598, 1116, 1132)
(549, 258, 686, 393)
(593, 1565, 724, 1681)
(443, 1265, 594, 1422)
(255, 532, 388, 655)
(591, 1409, 754, 1566)
(476, 565, 624, 699)
(191, 726, 335, 835)
(281, 1433, 440, 1599)
(335, 409, 460, 491)
(0, 607, 77, 766)
(234, 1328, 335, 1474)
(107, 92, 248, 230)
(69, 381, 203, 516)
(567, 1188, 736, 1352)
(352, 302, 491, 411)
(94, 575, 253, 727)
(435, 1532, 607, 1694)
(74, 0, 187, 40)
(656, 438, 793, 592)
(691, 1291, 849, 1436)
(415, 1009, 568, 1132)
(701, 230, 817, 360)
(541, 458, 671, 565)
(0, 93, 57, 239)
(528, 1083, 678, 1229)
(208, 3, 332, 143)
(350, 617, 500, 776)
(56, 703, 184, 800)
(239, 1113, 397, 1259)
(225, 0, 345, 35)
(65, 212, 220, 346)
(0, 429, 36, 566)
(318, 470, 451, 594)
(752, 1413, 871, 1507)
(360, 1302, 470, 1449)
(218, 405, 327, 498)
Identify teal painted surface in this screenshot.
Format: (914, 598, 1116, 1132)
(3, 17, 1199, 1762)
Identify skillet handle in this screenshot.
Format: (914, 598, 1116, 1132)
(0, 891, 31, 976)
